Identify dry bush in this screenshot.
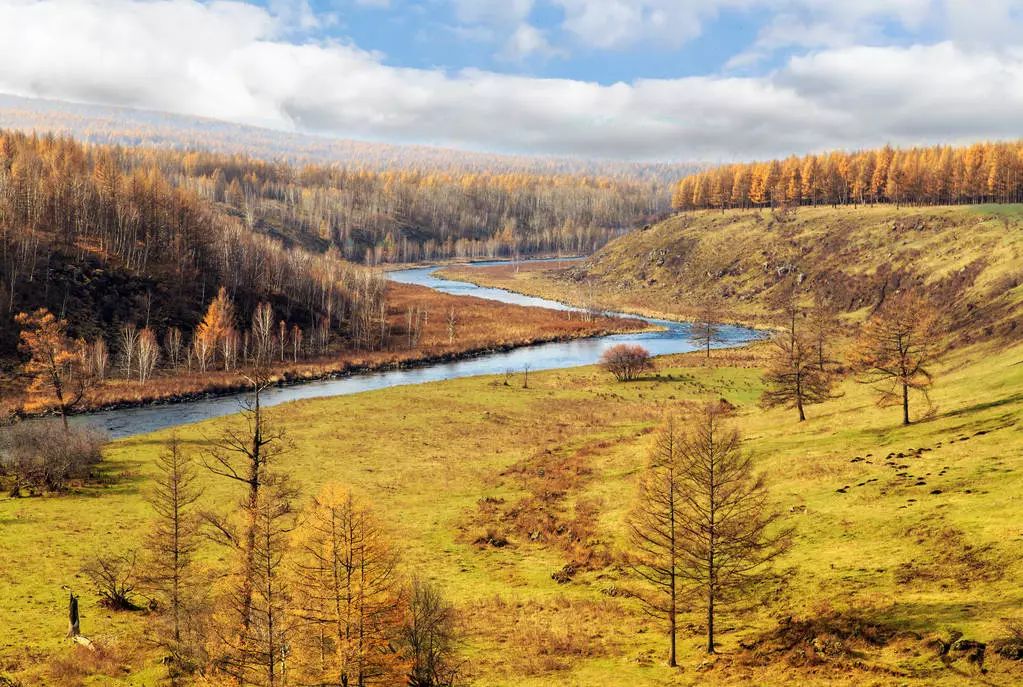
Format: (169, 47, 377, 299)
(82, 551, 143, 611)
(739, 607, 899, 668)
(599, 344, 654, 382)
(0, 421, 107, 494)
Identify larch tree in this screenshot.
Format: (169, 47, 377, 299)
(850, 292, 942, 425)
(400, 578, 461, 687)
(196, 286, 237, 370)
(145, 435, 204, 672)
(290, 483, 405, 686)
(201, 374, 290, 683)
(15, 309, 93, 430)
(673, 403, 792, 654)
(807, 292, 840, 371)
(627, 415, 685, 667)
(760, 331, 836, 422)
(690, 295, 723, 359)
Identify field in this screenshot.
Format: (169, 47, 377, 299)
(0, 281, 644, 419)
(3, 330, 1023, 685)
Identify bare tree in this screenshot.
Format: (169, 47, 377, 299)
(850, 292, 941, 425)
(401, 578, 462, 687)
(144, 435, 204, 669)
(289, 324, 302, 363)
(807, 292, 840, 370)
(278, 320, 287, 362)
(193, 331, 214, 374)
(119, 323, 140, 379)
(672, 403, 791, 654)
(164, 327, 184, 370)
(690, 295, 723, 359)
(82, 550, 142, 611)
(252, 303, 275, 366)
(90, 337, 109, 381)
(446, 307, 457, 345)
(627, 416, 685, 667)
(202, 375, 289, 680)
(138, 327, 160, 384)
(760, 331, 836, 422)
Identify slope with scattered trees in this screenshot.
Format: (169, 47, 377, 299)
(441, 204, 1023, 348)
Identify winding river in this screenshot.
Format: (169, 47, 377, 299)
(76, 260, 763, 439)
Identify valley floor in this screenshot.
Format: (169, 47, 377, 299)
(3, 333, 1023, 685)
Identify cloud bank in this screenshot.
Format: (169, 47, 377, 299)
(1, 0, 1022, 160)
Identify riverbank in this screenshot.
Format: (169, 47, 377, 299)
(435, 260, 777, 332)
(2, 280, 647, 421)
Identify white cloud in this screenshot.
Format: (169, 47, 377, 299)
(499, 23, 563, 62)
(1, 0, 1023, 160)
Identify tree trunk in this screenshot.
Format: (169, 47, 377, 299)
(707, 589, 715, 654)
(902, 382, 910, 425)
(67, 591, 80, 637)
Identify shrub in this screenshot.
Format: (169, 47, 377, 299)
(599, 344, 654, 382)
(0, 421, 107, 494)
(82, 551, 142, 611)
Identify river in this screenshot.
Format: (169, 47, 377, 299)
(75, 260, 763, 438)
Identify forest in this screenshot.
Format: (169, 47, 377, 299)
(672, 141, 1023, 210)
(0, 129, 664, 363)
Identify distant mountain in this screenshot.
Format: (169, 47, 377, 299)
(0, 93, 701, 183)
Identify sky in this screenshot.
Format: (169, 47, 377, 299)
(1, 0, 1022, 161)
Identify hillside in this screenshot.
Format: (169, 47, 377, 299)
(440, 205, 1023, 343)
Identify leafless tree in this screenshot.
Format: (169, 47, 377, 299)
(119, 323, 140, 378)
(144, 435, 204, 668)
(90, 337, 109, 380)
(82, 550, 142, 611)
(850, 292, 942, 425)
(446, 307, 457, 345)
(252, 302, 275, 366)
(401, 578, 462, 687)
(138, 327, 160, 384)
(627, 415, 685, 666)
(289, 324, 302, 363)
(672, 403, 792, 654)
(164, 327, 183, 370)
(690, 295, 723, 359)
(760, 331, 836, 422)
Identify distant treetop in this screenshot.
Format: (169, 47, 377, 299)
(673, 142, 1023, 210)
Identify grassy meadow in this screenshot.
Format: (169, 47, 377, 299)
(3, 331, 1023, 685)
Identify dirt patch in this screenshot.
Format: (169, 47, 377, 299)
(464, 439, 615, 572)
(738, 610, 901, 668)
(894, 522, 1005, 586)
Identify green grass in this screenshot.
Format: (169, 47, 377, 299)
(3, 334, 1023, 685)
